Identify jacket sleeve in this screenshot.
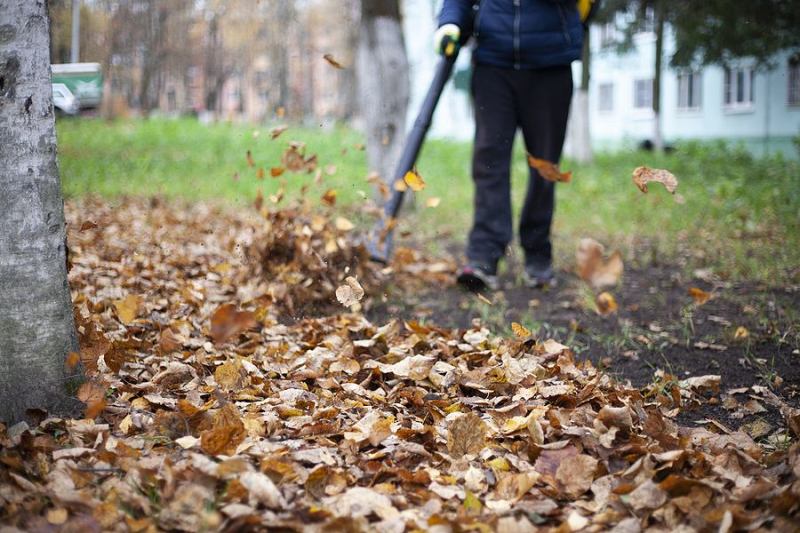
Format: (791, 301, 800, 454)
(438, 0, 474, 29)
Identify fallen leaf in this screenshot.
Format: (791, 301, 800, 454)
(79, 221, 97, 232)
(595, 292, 618, 316)
(46, 508, 68, 525)
(447, 412, 487, 458)
(527, 155, 572, 183)
(556, 454, 598, 498)
(336, 277, 364, 307)
(323, 53, 345, 69)
(734, 326, 749, 340)
(403, 169, 426, 191)
(77, 382, 106, 419)
(688, 287, 712, 305)
(576, 238, 623, 288)
(113, 294, 141, 325)
(210, 304, 258, 345)
(632, 166, 678, 194)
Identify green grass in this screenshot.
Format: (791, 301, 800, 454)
(57, 117, 800, 283)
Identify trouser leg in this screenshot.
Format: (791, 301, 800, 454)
(516, 65, 573, 263)
(468, 64, 518, 266)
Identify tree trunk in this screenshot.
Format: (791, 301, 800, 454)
(652, 0, 665, 152)
(357, 0, 409, 197)
(0, 0, 81, 423)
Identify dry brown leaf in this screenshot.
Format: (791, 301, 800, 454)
(632, 166, 678, 194)
(323, 53, 345, 69)
(334, 217, 354, 232)
(447, 412, 487, 458)
(555, 454, 598, 498)
(77, 382, 106, 419)
(527, 155, 572, 183)
(210, 304, 258, 345)
(270, 125, 288, 139)
(200, 403, 246, 455)
(321, 189, 337, 207)
(336, 276, 364, 307)
(256, 167, 265, 180)
(688, 287, 712, 305)
(576, 238, 623, 288)
(245, 150, 255, 167)
(270, 167, 285, 178)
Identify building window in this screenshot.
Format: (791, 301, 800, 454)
(634, 79, 653, 109)
(724, 67, 754, 108)
(789, 56, 800, 106)
(677, 71, 702, 110)
(598, 82, 613, 112)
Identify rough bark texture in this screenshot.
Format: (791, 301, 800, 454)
(357, 0, 409, 191)
(0, 0, 81, 423)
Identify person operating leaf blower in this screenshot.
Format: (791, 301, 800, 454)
(435, 0, 593, 291)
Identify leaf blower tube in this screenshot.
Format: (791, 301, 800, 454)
(366, 33, 464, 264)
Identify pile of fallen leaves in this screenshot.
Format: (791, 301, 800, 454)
(1, 196, 798, 532)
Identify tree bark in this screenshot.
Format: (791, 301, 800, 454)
(357, 0, 409, 195)
(0, 0, 81, 423)
(652, 0, 665, 152)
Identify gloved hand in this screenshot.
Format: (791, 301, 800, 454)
(433, 24, 460, 56)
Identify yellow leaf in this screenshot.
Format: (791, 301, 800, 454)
(394, 179, 408, 192)
(403, 169, 426, 191)
(511, 322, 531, 338)
(734, 326, 750, 340)
(113, 294, 141, 325)
(463, 490, 482, 514)
(487, 457, 511, 472)
(596, 292, 618, 316)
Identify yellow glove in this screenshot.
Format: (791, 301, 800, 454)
(434, 24, 461, 56)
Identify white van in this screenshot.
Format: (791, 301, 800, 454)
(52, 83, 80, 116)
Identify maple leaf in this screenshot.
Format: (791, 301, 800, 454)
(527, 155, 572, 183)
(632, 166, 678, 194)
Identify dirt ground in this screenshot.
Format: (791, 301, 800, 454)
(369, 252, 800, 436)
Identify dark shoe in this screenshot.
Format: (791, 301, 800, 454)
(523, 259, 555, 288)
(457, 262, 499, 292)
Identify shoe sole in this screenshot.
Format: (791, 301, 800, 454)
(457, 271, 498, 292)
(522, 273, 556, 289)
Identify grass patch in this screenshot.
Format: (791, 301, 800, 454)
(57, 117, 799, 283)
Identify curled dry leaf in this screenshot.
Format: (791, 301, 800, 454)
(447, 412, 487, 458)
(632, 166, 678, 194)
(321, 189, 337, 207)
(270, 167, 285, 178)
(527, 155, 572, 183)
(322, 53, 345, 69)
(576, 238, 623, 289)
(335, 276, 364, 307)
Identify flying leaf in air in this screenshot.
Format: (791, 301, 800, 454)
(336, 277, 364, 307)
(403, 168, 426, 191)
(576, 238, 623, 288)
(113, 294, 141, 325)
(246, 150, 255, 167)
(323, 54, 345, 69)
(271, 167, 285, 178)
(528, 155, 572, 183)
(595, 292, 618, 316)
(688, 287, 711, 305)
(270, 125, 288, 139)
(321, 189, 337, 207)
(632, 166, 678, 194)
(210, 304, 258, 345)
(511, 322, 531, 338)
(426, 197, 441, 208)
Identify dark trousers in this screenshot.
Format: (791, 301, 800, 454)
(468, 63, 573, 267)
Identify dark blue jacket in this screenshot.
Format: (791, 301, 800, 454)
(439, 0, 583, 70)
